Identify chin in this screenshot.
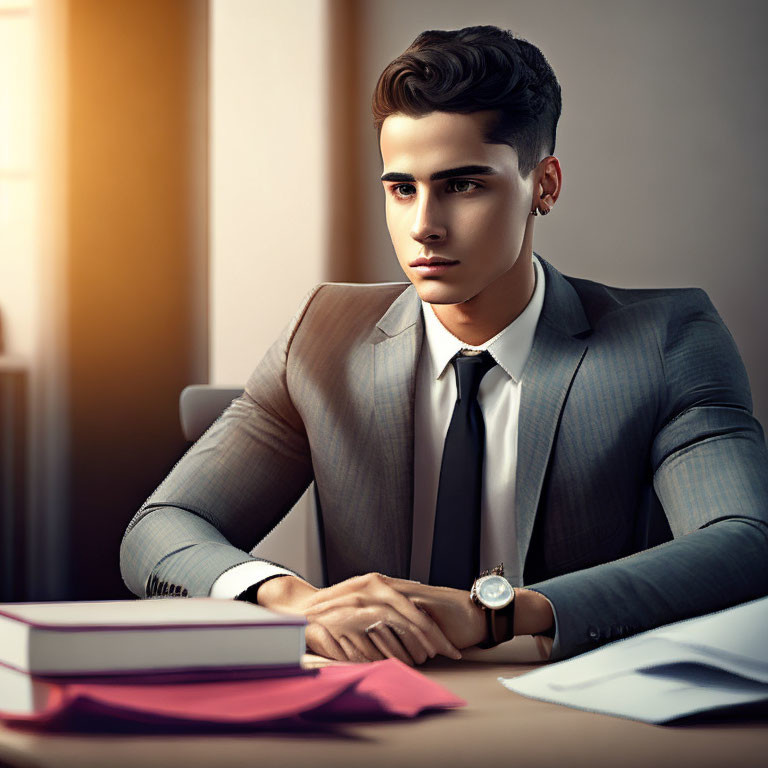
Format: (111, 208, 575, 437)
(411, 280, 472, 306)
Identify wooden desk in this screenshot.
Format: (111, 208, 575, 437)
(0, 659, 766, 768)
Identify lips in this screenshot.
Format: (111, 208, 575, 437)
(409, 257, 459, 267)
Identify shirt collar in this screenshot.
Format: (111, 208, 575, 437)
(420, 255, 546, 384)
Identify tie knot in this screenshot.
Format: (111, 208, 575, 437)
(452, 351, 496, 402)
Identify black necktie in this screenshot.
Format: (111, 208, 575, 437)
(429, 351, 497, 590)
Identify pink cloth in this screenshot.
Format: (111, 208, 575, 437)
(1, 660, 465, 729)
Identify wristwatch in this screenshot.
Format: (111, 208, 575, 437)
(470, 564, 516, 648)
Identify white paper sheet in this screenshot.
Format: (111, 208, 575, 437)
(499, 596, 768, 724)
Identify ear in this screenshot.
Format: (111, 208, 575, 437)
(535, 156, 562, 210)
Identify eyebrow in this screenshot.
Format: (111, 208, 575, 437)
(380, 165, 499, 183)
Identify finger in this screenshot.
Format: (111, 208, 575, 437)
(342, 632, 386, 663)
(383, 576, 424, 589)
(304, 606, 394, 663)
(305, 595, 367, 619)
(305, 622, 347, 662)
(365, 621, 416, 666)
(337, 635, 366, 663)
(377, 617, 430, 665)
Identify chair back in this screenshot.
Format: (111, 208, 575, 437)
(179, 385, 243, 442)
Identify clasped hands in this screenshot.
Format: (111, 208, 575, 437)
(256, 572, 553, 665)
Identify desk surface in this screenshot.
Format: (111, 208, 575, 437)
(0, 659, 766, 768)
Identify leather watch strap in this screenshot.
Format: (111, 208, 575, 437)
(476, 588, 516, 648)
(477, 607, 496, 649)
(491, 590, 516, 645)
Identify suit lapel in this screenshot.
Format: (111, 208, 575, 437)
(371, 286, 423, 577)
(513, 258, 591, 586)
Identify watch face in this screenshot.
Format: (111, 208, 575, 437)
(478, 575, 513, 609)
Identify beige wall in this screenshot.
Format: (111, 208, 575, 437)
(352, 0, 768, 426)
(210, 0, 328, 386)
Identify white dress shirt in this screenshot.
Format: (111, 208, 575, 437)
(212, 257, 545, 614)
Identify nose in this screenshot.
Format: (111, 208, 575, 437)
(409, 190, 447, 244)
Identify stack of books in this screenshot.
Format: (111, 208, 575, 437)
(0, 598, 464, 727)
(0, 598, 307, 722)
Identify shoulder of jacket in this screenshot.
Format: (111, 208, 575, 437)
(284, 281, 412, 345)
(305, 281, 412, 313)
(314, 281, 411, 296)
(566, 275, 714, 326)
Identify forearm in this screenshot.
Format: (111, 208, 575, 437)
(510, 588, 554, 636)
(528, 516, 768, 661)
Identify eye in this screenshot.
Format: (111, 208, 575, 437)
(391, 183, 416, 199)
(447, 179, 480, 194)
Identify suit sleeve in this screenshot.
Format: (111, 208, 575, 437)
(119, 286, 325, 599)
(528, 290, 768, 660)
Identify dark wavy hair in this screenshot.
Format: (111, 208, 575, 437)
(372, 26, 561, 177)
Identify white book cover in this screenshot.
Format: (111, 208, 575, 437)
(0, 598, 306, 677)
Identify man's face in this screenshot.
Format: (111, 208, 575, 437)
(380, 110, 534, 306)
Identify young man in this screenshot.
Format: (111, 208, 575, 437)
(120, 26, 768, 664)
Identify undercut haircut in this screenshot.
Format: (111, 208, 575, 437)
(372, 25, 562, 177)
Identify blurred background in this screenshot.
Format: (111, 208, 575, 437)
(1, 0, 766, 603)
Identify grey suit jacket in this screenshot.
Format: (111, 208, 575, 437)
(120, 257, 768, 660)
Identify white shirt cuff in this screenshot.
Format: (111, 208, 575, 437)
(209, 561, 297, 600)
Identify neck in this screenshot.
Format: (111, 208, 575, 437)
(431, 252, 536, 346)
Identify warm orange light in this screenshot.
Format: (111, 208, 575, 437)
(0, 0, 37, 359)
